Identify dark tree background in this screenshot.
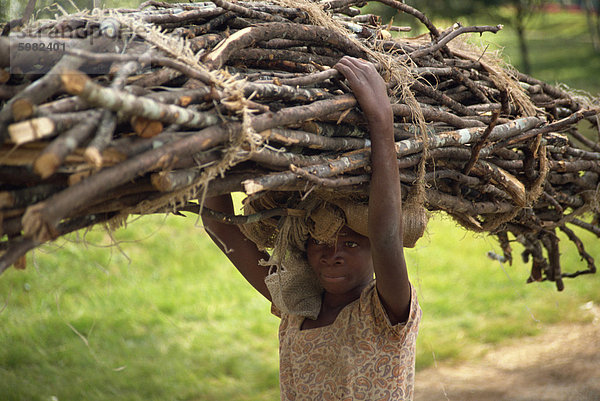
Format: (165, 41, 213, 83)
(365, 0, 546, 74)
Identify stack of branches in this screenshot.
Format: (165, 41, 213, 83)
(0, 0, 599, 289)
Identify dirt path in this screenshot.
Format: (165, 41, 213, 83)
(414, 306, 600, 401)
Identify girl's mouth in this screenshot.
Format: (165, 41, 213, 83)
(321, 274, 346, 283)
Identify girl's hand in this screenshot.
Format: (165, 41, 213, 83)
(333, 56, 393, 132)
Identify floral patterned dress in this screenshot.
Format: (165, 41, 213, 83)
(275, 281, 421, 400)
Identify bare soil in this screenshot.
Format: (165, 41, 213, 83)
(414, 306, 600, 401)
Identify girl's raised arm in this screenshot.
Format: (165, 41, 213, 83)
(334, 56, 411, 325)
(202, 194, 272, 301)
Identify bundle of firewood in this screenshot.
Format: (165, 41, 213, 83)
(0, 0, 598, 288)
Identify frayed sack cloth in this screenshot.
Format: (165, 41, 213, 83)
(263, 250, 323, 320)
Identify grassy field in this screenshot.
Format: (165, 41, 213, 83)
(0, 215, 281, 401)
(411, 216, 600, 370)
(1, 6, 600, 401)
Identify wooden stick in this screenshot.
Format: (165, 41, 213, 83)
(411, 80, 479, 116)
(470, 160, 526, 207)
(463, 110, 501, 174)
(247, 146, 332, 168)
(290, 164, 369, 187)
(231, 48, 339, 68)
(61, 70, 219, 129)
(0, 212, 115, 274)
(64, 48, 215, 85)
(33, 111, 102, 179)
(36, 96, 90, 116)
(408, 24, 503, 60)
(150, 149, 221, 191)
(541, 231, 565, 291)
(0, 184, 62, 209)
(394, 116, 543, 157)
(376, 0, 440, 38)
(571, 218, 600, 237)
(242, 81, 332, 102)
(211, 0, 288, 23)
(243, 150, 369, 194)
(506, 108, 600, 145)
(21, 123, 236, 242)
(251, 93, 357, 132)
(204, 22, 366, 69)
(278, 68, 339, 87)
(426, 187, 514, 215)
(0, 37, 115, 143)
(0, 0, 598, 285)
(7, 111, 97, 145)
(392, 103, 485, 128)
(142, 7, 227, 24)
(261, 128, 368, 151)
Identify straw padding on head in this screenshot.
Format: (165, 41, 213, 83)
(331, 195, 428, 248)
(240, 191, 429, 253)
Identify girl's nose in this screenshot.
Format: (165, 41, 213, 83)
(320, 244, 342, 265)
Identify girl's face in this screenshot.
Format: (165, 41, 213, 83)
(306, 226, 374, 294)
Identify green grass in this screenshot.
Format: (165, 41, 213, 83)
(0, 216, 280, 401)
(407, 215, 600, 370)
(1, 212, 598, 399)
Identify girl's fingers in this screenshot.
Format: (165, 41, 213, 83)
(333, 61, 360, 85)
(334, 57, 389, 118)
(335, 56, 382, 88)
(344, 57, 376, 78)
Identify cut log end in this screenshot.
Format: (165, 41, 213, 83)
(151, 172, 171, 192)
(0, 192, 15, 208)
(243, 179, 265, 195)
(8, 117, 56, 145)
(61, 69, 90, 95)
(22, 202, 58, 243)
(84, 147, 103, 167)
(131, 116, 164, 138)
(33, 153, 61, 179)
(179, 95, 193, 107)
(12, 98, 35, 121)
(0, 68, 10, 84)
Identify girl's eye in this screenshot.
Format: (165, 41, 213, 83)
(310, 238, 326, 246)
(344, 241, 358, 248)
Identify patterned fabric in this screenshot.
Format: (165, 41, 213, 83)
(275, 281, 421, 401)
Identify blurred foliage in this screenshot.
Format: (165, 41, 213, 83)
(363, 0, 545, 74)
(0, 0, 546, 25)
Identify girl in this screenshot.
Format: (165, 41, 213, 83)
(202, 56, 421, 400)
